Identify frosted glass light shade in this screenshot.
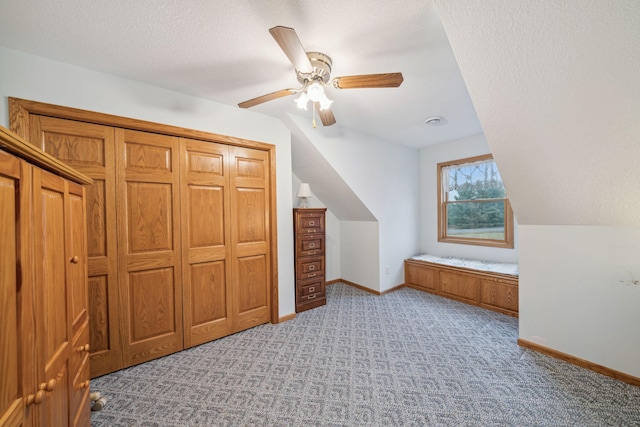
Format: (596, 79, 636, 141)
(306, 83, 324, 102)
(295, 92, 309, 110)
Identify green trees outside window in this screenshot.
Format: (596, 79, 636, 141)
(438, 154, 514, 248)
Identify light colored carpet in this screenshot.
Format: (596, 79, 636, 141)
(90, 283, 640, 426)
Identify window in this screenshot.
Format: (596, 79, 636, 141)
(438, 154, 514, 248)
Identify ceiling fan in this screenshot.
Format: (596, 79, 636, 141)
(238, 26, 404, 127)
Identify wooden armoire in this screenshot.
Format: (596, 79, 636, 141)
(0, 126, 92, 426)
(9, 97, 279, 378)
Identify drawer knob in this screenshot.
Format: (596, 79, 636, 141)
(309, 243, 315, 248)
(308, 294, 316, 299)
(70, 256, 79, 264)
(78, 343, 90, 352)
(309, 273, 316, 277)
(309, 287, 315, 293)
(309, 221, 315, 226)
(309, 266, 315, 270)
(40, 378, 56, 392)
(26, 390, 46, 406)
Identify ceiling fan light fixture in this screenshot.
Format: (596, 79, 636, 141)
(238, 26, 403, 128)
(319, 96, 333, 111)
(306, 82, 325, 102)
(295, 92, 309, 110)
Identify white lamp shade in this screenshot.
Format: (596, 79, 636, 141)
(297, 183, 312, 198)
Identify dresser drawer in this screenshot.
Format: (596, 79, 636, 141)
(297, 277, 325, 303)
(296, 256, 324, 280)
(296, 234, 325, 257)
(297, 212, 325, 234)
(70, 320, 90, 379)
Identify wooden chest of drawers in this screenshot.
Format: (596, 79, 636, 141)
(293, 208, 327, 312)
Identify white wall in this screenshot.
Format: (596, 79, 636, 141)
(434, 0, 640, 377)
(519, 226, 640, 377)
(0, 47, 297, 317)
(420, 133, 519, 263)
(340, 221, 380, 288)
(292, 174, 341, 281)
(289, 114, 420, 292)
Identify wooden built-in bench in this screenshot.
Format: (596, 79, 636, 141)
(404, 255, 519, 317)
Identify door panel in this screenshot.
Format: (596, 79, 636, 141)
(229, 147, 270, 332)
(126, 182, 174, 253)
(128, 268, 177, 342)
(68, 182, 88, 337)
(181, 139, 232, 348)
(117, 129, 183, 367)
(237, 255, 268, 313)
(29, 115, 121, 377)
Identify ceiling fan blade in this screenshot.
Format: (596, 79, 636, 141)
(238, 89, 297, 109)
(314, 103, 336, 126)
(269, 26, 313, 73)
(333, 72, 404, 89)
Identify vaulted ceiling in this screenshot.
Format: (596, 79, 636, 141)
(435, 0, 640, 226)
(0, 0, 482, 149)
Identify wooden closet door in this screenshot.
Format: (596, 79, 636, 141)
(32, 169, 72, 427)
(0, 152, 33, 427)
(180, 139, 232, 348)
(29, 116, 120, 377)
(229, 146, 271, 332)
(116, 129, 183, 367)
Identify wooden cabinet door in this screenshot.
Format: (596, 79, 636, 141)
(66, 182, 91, 426)
(116, 129, 183, 367)
(0, 152, 33, 427)
(29, 116, 120, 377)
(229, 146, 271, 332)
(32, 169, 72, 427)
(406, 262, 438, 292)
(180, 139, 232, 348)
(440, 271, 480, 304)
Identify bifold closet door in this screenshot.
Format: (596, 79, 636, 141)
(116, 129, 183, 367)
(28, 115, 121, 377)
(229, 146, 271, 332)
(181, 138, 233, 348)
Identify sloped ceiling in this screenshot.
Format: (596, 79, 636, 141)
(285, 114, 376, 221)
(0, 0, 481, 149)
(434, 0, 640, 226)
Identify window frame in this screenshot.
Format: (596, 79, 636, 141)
(437, 154, 514, 249)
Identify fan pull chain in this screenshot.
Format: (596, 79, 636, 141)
(312, 102, 317, 128)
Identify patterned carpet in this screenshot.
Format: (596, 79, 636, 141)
(90, 283, 640, 426)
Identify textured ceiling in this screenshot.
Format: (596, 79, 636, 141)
(435, 0, 640, 226)
(0, 0, 482, 148)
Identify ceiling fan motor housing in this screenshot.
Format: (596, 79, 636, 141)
(297, 52, 332, 84)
